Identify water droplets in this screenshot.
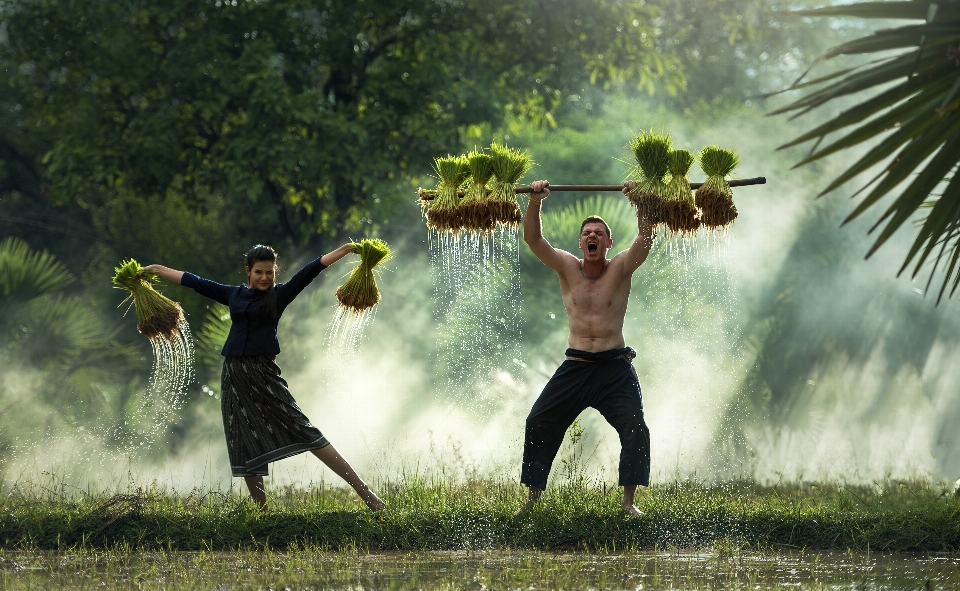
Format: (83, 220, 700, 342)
(327, 306, 377, 351)
(429, 227, 522, 412)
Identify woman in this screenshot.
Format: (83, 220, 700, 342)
(143, 244, 385, 511)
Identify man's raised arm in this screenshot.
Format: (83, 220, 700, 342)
(522, 180, 566, 272)
(619, 181, 656, 275)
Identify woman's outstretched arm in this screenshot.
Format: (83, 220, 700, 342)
(320, 243, 354, 267)
(141, 264, 184, 285)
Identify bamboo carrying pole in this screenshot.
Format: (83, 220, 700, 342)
(418, 177, 766, 200)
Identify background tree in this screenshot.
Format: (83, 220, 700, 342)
(0, 0, 683, 249)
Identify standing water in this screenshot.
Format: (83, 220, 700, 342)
(2, 549, 957, 590)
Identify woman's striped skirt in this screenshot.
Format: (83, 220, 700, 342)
(220, 355, 329, 477)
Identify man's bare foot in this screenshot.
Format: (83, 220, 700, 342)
(514, 498, 538, 517)
(514, 486, 542, 516)
(622, 484, 648, 516)
(622, 503, 642, 516)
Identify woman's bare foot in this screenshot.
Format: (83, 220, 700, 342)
(244, 475, 268, 511)
(622, 503, 642, 516)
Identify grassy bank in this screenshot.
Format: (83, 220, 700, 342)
(2, 479, 958, 551)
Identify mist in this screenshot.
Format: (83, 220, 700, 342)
(4, 87, 958, 497)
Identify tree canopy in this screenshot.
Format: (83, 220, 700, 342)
(2, 0, 685, 246)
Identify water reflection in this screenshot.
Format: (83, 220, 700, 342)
(2, 550, 959, 590)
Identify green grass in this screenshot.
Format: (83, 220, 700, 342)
(2, 479, 958, 552)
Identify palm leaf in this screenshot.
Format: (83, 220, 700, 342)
(0, 237, 74, 304)
(863, 131, 960, 256)
(780, 73, 957, 150)
(909, 172, 960, 279)
(788, 2, 933, 21)
(776, 0, 960, 301)
(777, 46, 949, 119)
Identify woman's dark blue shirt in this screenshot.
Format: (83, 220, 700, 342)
(181, 258, 327, 356)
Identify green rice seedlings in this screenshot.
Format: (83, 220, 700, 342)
(112, 259, 185, 340)
(458, 149, 498, 233)
(696, 145, 740, 229)
(335, 239, 394, 313)
(113, 258, 194, 415)
(626, 130, 671, 225)
(487, 141, 532, 227)
(664, 149, 700, 237)
(426, 155, 470, 232)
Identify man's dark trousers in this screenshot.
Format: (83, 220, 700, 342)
(521, 346, 650, 489)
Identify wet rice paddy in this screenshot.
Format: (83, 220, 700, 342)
(2, 548, 958, 590)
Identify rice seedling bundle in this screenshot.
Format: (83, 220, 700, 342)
(335, 238, 394, 313)
(426, 155, 470, 232)
(696, 146, 740, 229)
(627, 131, 671, 225)
(113, 259, 195, 415)
(457, 149, 499, 233)
(112, 259, 185, 340)
(486, 142, 532, 228)
(664, 149, 700, 236)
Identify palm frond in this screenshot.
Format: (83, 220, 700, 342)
(776, 0, 960, 301)
(0, 237, 74, 305)
(788, 2, 934, 21)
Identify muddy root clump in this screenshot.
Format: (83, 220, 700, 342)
(695, 187, 739, 228)
(665, 200, 701, 236)
(138, 305, 186, 340)
(628, 192, 667, 226)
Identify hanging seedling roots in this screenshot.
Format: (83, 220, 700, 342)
(112, 258, 194, 422)
(666, 200, 701, 236)
(696, 187, 739, 228)
(628, 191, 667, 225)
(696, 145, 740, 229)
(626, 130, 673, 227)
(137, 304, 186, 339)
(335, 285, 380, 312)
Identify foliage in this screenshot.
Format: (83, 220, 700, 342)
(0, 237, 73, 304)
(1, 478, 957, 551)
(195, 303, 232, 382)
(650, 0, 847, 110)
(0, 239, 143, 454)
(714, 196, 960, 470)
(0, 0, 686, 245)
(772, 1, 960, 302)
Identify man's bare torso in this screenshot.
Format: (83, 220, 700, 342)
(556, 254, 632, 352)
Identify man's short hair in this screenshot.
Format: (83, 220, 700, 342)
(580, 216, 612, 241)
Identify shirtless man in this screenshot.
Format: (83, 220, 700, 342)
(519, 179, 654, 515)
